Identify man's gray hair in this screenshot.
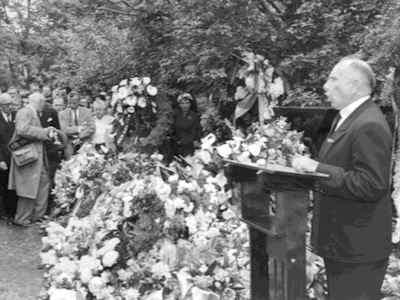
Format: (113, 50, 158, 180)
(341, 57, 376, 90)
(28, 92, 45, 105)
(0, 93, 12, 104)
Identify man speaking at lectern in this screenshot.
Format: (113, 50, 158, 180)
(292, 58, 392, 300)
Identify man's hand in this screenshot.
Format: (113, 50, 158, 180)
(0, 161, 8, 171)
(292, 156, 319, 173)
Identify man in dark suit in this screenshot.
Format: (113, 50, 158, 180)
(293, 58, 392, 300)
(0, 93, 18, 220)
(39, 103, 65, 215)
(39, 102, 63, 179)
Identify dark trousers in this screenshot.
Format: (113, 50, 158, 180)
(324, 257, 388, 300)
(0, 169, 17, 217)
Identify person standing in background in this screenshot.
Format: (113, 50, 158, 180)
(79, 96, 91, 109)
(7, 86, 19, 100)
(0, 93, 18, 221)
(59, 91, 95, 159)
(52, 97, 66, 112)
(91, 100, 115, 153)
(173, 93, 202, 157)
(42, 85, 53, 105)
(29, 83, 40, 94)
(8, 93, 56, 227)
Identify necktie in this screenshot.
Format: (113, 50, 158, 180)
(6, 114, 11, 123)
(328, 113, 341, 138)
(74, 110, 78, 126)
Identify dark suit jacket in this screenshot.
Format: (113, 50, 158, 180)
(40, 105, 61, 159)
(0, 111, 16, 166)
(313, 99, 393, 263)
(40, 105, 60, 129)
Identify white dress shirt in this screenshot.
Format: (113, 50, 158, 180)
(92, 115, 114, 144)
(1, 111, 11, 122)
(335, 96, 370, 131)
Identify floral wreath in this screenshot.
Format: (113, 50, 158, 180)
(110, 77, 158, 146)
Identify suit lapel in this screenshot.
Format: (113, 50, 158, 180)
(0, 112, 6, 126)
(319, 100, 374, 161)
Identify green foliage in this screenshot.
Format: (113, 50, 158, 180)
(2, 0, 400, 138)
(281, 87, 327, 107)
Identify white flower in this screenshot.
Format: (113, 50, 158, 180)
(173, 197, 186, 209)
(201, 133, 216, 150)
(214, 269, 230, 283)
(137, 97, 147, 108)
(130, 77, 141, 86)
(183, 202, 194, 213)
(40, 249, 58, 266)
(88, 276, 105, 295)
(79, 267, 93, 284)
(151, 261, 170, 278)
(102, 250, 119, 267)
(121, 288, 140, 300)
(117, 269, 133, 281)
(118, 86, 129, 99)
(164, 200, 176, 218)
(111, 85, 119, 93)
(97, 238, 121, 256)
(185, 215, 197, 234)
(49, 289, 77, 300)
(269, 77, 284, 99)
(119, 79, 128, 86)
(245, 76, 255, 90)
(104, 219, 118, 231)
(199, 265, 208, 273)
(217, 144, 232, 158)
(126, 95, 137, 106)
(237, 151, 251, 163)
(142, 77, 151, 85)
(234, 86, 248, 100)
(222, 208, 237, 220)
(247, 142, 262, 157)
(146, 85, 158, 96)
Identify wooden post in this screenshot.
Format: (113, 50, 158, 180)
(224, 160, 328, 300)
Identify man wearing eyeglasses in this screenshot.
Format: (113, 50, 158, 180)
(0, 93, 18, 221)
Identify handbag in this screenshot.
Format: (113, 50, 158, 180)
(8, 137, 38, 167)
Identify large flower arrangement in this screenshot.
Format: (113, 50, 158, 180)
(234, 51, 285, 125)
(41, 149, 250, 300)
(110, 77, 158, 146)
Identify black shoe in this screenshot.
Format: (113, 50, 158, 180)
(11, 221, 35, 228)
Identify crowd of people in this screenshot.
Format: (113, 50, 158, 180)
(0, 84, 206, 228)
(0, 84, 116, 227)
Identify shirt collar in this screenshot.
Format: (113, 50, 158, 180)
(339, 95, 370, 121)
(1, 110, 9, 119)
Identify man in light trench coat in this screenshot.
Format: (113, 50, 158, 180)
(8, 92, 56, 227)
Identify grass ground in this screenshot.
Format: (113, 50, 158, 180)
(0, 219, 44, 300)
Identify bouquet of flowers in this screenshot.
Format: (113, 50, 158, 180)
(208, 116, 306, 167)
(110, 77, 158, 146)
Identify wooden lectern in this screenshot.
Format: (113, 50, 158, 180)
(224, 159, 329, 300)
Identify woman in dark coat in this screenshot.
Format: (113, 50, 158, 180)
(173, 93, 202, 157)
